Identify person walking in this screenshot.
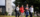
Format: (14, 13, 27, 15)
(20, 5, 24, 17)
(29, 5, 34, 17)
(24, 4, 29, 17)
(16, 5, 20, 17)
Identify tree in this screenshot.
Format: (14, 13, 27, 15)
(14, 0, 40, 12)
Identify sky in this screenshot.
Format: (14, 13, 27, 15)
(0, 0, 5, 5)
(0, 0, 15, 6)
(12, 0, 15, 6)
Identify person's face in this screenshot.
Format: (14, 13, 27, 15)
(22, 5, 23, 7)
(26, 4, 28, 6)
(18, 5, 19, 7)
(31, 6, 33, 8)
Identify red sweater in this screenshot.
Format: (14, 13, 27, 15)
(20, 7, 24, 13)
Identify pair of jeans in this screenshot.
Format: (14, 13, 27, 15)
(16, 11, 20, 17)
(25, 11, 29, 17)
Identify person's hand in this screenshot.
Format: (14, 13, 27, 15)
(24, 10, 25, 11)
(22, 9, 23, 10)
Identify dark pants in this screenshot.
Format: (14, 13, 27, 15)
(26, 15, 28, 17)
(29, 12, 32, 17)
(25, 11, 29, 17)
(16, 11, 20, 17)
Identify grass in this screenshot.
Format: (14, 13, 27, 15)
(0, 15, 40, 17)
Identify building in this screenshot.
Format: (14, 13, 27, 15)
(6, 0, 14, 16)
(0, 0, 15, 15)
(0, 6, 5, 15)
(0, 0, 6, 15)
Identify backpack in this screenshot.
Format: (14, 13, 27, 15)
(15, 8, 17, 12)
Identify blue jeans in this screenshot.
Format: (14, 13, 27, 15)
(25, 11, 29, 17)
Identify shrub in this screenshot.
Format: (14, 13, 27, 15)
(6, 11, 8, 15)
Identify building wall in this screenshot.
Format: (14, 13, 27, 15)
(6, 0, 13, 15)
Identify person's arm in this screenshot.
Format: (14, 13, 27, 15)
(29, 7, 31, 10)
(20, 7, 21, 11)
(23, 7, 25, 11)
(28, 8, 29, 10)
(33, 8, 34, 13)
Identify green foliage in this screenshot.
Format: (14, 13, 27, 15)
(14, 0, 40, 6)
(6, 11, 8, 15)
(12, 11, 15, 16)
(14, 0, 40, 11)
(35, 7, 39, 10)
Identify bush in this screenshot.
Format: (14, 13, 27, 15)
(6, 11, 8, 15)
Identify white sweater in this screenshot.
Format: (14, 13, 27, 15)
(30, 7, 34, 13)
(16, 7, 19, 11)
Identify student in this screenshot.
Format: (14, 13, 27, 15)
(29, 5, 34, 17)
(24, 4, 29, 17)
(20, 5, 24, 17)
(16, 5, 20, 17)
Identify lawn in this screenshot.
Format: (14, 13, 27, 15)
(0, 15, 39, 17)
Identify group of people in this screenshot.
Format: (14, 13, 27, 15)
(15, 4, 34, 17)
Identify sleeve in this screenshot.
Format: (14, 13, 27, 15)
(29, 7, 31, 10)
(33, 8, 34, 12)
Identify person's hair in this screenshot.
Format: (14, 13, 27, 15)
(21, 5, 24, 7)
(26, 3, 28, 5)
(17, 5, 19, 6)
(26, 3, 28, 4)
(31, 5, 33, 6)
(21, 4, 23, 5)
